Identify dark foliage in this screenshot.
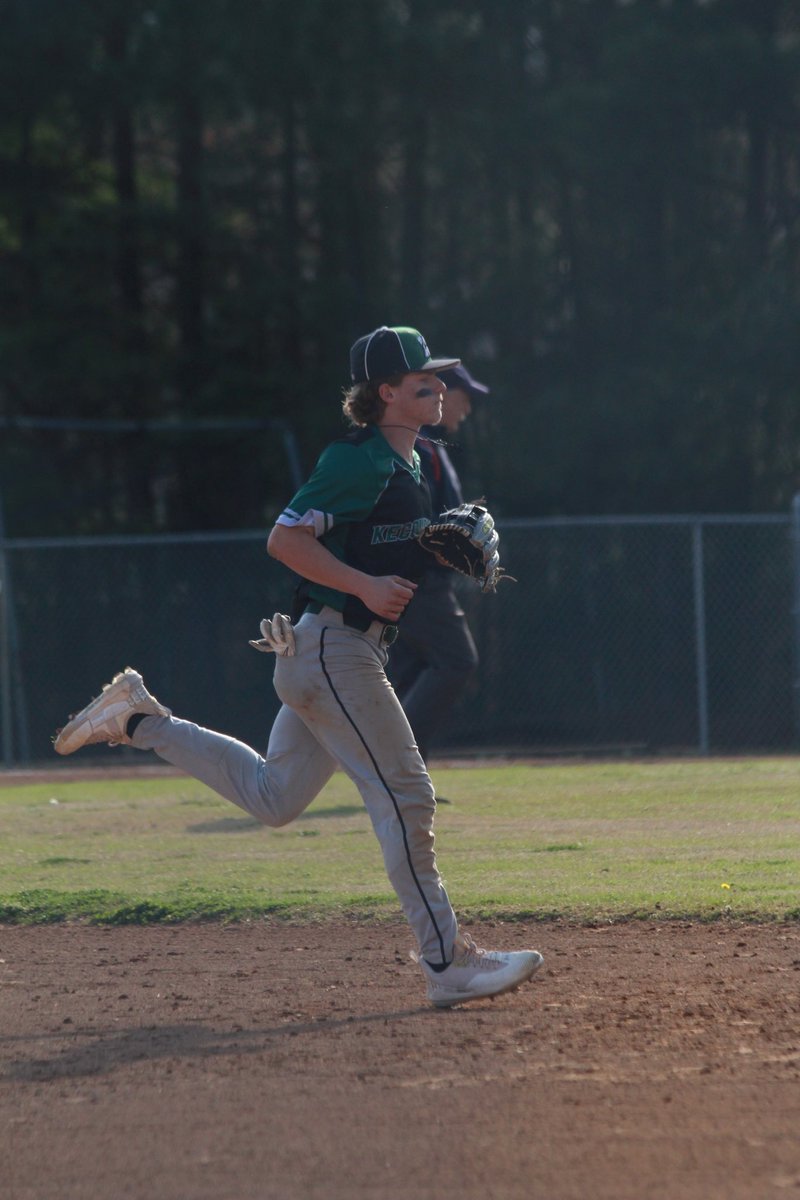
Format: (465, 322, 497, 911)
(2, 0, 800, 533)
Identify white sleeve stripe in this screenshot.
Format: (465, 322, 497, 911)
(275, 508, 334, 538)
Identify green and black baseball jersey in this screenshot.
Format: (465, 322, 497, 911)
(276, 426, 433, 627)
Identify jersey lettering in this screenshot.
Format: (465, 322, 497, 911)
(370, 517, 430, 545)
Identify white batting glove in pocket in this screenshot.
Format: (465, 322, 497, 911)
(249, 612, 296, 657)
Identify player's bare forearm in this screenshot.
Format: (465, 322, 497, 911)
(267, 524, 416, 621)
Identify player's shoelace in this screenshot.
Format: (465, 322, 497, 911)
(451, 932, 506, 972)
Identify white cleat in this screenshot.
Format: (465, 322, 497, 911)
(415, 930, 544, 1008)
(53, 668, 170, 755)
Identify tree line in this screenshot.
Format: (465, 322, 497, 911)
(2, 0, 800, 535)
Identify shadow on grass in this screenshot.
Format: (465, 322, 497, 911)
(186, 804, 364, 834)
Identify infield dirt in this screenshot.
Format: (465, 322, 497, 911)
(2, 919, 799, 1200)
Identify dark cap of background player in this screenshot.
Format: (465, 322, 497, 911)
(436, 363, 490, 400)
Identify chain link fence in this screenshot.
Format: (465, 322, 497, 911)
(2, 512, 799, 767)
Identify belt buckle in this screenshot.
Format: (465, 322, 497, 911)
(382, 625, 398, 646)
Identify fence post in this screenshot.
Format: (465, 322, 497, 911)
(0, 495, 13, 766)
(692, 521, 710, 754)
(790, 495, 800, 745)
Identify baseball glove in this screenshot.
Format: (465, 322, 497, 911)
(249, 612, 296, 656)
(417, 502, 512, 593)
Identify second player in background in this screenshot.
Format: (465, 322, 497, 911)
(389, 362, 490, 780)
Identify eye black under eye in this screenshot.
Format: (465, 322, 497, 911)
(416, 387, 435, 397)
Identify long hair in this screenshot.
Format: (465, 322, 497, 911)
(342, 376, 404, 427)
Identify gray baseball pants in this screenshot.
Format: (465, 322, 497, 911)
(130, 606, 458, 965)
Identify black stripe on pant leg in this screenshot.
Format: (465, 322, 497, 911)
(318, 627, 447, 964)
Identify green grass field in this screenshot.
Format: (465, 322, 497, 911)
(1, 758, 799, 924)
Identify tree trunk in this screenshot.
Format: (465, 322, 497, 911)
(174, 20, 206, 407)
(743, 0, 779, 265)
(105, 13, 143, 323)
(399, 0, 428, 315)
(17, 114, 39, 319)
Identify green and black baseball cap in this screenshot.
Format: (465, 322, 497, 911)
(350, 326, 460, 384)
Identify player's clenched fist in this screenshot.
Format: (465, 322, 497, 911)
(359, 575, 418, 623)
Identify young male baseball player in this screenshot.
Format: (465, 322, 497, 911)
(53, 324, 543, 1008)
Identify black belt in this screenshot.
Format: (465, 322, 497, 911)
(305, 602, 398, 646)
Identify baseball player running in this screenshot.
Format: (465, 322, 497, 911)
(54, 324, 543, 1008)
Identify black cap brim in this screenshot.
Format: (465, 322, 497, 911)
(422, 356, 461, 373)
